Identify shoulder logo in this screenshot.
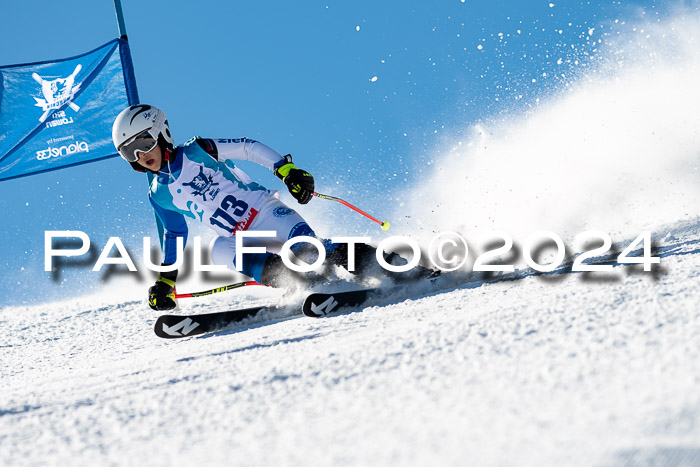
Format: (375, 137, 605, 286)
(273, 206, 294, 217)
(32, 64, 82, 123)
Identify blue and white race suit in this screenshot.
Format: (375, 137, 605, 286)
(149, 137, 324, 281)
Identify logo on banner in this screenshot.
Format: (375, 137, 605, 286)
(36, 137, 90, 161)
(32, 64, 82, 123)
(45, 110, 74, 129)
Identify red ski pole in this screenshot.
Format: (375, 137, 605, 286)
(313, 192, 390, 231)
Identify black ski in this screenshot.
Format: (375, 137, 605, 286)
(302, 288, 380, 317)
(154, 306, 266, 339)
(155, 287, 384, 337)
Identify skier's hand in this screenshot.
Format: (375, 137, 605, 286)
(284, 167, 314, 204)
(148, 276, 177, 311)
(275, 157, 314, 204)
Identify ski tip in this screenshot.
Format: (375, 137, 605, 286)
(154, 315, 203, 339)
(154, 306, 266, 339)
(302, 289, 379, 318)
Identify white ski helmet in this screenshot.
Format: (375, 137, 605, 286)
(112, 104, 174, 169)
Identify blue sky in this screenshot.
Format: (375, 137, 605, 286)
(0, 0, 673, 305)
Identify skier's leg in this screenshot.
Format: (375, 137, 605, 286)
(327, 241, 440, 283)
(210, 233, 325, 288)
(210, 198, 337, 289)
(252, 204, 334, 288)
(210, 235, 272, 283)
(212, 198, 437, 287)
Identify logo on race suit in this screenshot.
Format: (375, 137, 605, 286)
(273, 206, 294, 218)
(232, 208, 259, 234)
(36, 139, 89, 161)
(32, 64, 82, 123)
(288, 222, 314, 239)
(183, 165, 220, 201)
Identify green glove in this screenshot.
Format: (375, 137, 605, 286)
(274, 155, 314, 204)
(148, 275, 177, 311)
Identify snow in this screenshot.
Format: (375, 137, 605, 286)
(2, 220, 699, 466)
(3, 6, 700, 466)
(399, 41, 700, 251)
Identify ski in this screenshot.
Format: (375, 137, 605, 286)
(302, 288, 380, 317)
(154, 306, 266, 339)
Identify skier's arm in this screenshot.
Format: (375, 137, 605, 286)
(205, 137, 286, 171)
(198, 137, 315, 204)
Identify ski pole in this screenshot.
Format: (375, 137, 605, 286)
(313, 192, 390, 230)
(174, 280, 264, 299)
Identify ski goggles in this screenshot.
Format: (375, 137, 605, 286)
(117, 130, 159, 163)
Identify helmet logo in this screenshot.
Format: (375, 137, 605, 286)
(32, 64, 82, 123)
(128, 104, 153, 125)
(183, 166, 220, 201)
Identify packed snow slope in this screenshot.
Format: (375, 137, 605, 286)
(1, 219, 699, 467)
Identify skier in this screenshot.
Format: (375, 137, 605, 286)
(112, 104, 433, 311)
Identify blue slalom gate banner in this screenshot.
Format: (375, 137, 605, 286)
(0, 38, 138, 182)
